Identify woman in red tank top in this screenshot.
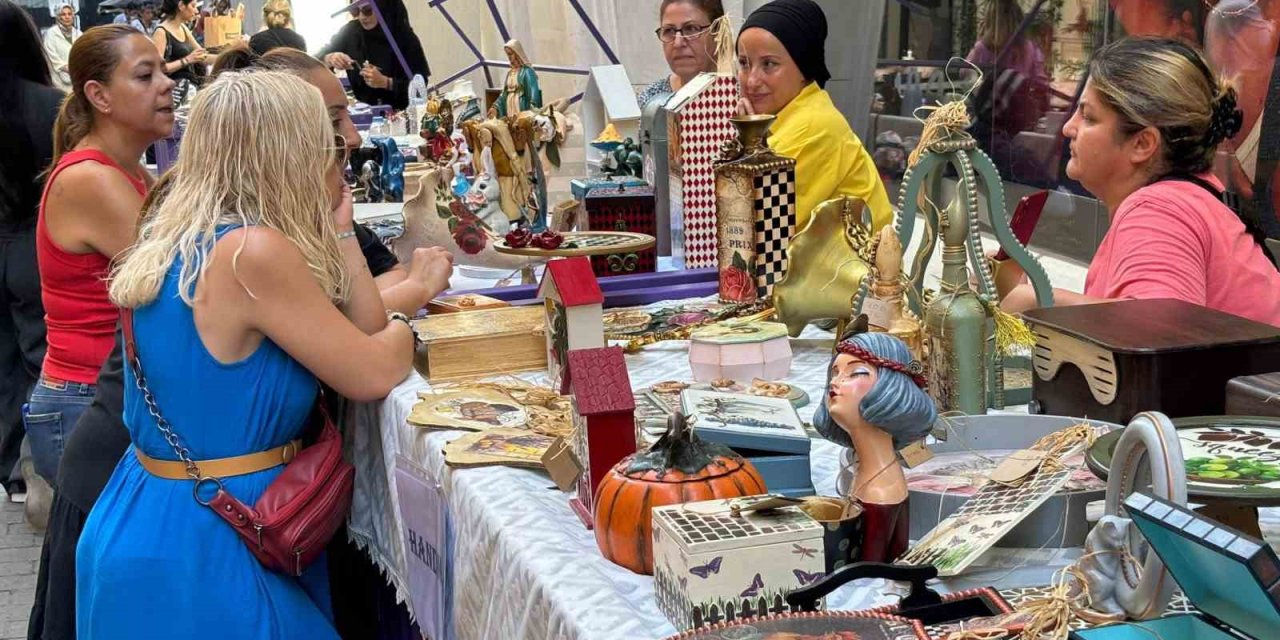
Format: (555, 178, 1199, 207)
(24, 24, 175, 487)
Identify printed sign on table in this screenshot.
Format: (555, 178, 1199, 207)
(394, 455, 452, 640)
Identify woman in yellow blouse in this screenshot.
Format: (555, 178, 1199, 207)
(737, 0, 892, 231)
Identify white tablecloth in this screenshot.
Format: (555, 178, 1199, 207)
(344, 318, 1081, 640)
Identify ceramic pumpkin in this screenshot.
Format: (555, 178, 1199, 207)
(593, 412, 766, 574)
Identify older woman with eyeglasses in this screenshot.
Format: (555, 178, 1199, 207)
(637, 0, 724, 108)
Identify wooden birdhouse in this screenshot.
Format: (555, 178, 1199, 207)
(666, 72, 739, 269)
(537, 257, 604, 393)
(566, 346, 636, 528)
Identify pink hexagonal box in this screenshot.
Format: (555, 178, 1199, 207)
(688, 320, 792, 383)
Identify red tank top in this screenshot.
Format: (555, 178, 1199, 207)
(37, 149, 147, 384)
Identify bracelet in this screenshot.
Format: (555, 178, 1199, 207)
(386, 311, 422, 348)
(337, 229, 357, 241)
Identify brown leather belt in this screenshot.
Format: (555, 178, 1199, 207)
(133, 440, 301, 480)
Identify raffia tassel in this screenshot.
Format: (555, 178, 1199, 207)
(988, 302, 1036, 355)
(711, 15, 736, 76)
(908, 98, 973, 168)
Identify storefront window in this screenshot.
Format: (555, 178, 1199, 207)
(876, 0, 1280, 244)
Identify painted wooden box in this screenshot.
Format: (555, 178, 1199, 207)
(583, 184, 657, 277)
(688, 320, 792, 383)
(653, 497, 825, 631)
(411, 305, 544, 382)
(1071, 492, 1280, 640)
(666, 73, 739, 269)
(680, 389, 814, 498)
(713, 115, 796, 303)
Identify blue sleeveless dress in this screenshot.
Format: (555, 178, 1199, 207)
(77, 228, 338, 639)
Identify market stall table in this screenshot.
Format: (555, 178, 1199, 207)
(343, 301, 1090, 640)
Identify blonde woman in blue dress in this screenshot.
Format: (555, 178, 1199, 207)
(78, 71, 416, 638)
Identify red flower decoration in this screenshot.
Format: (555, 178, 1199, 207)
(531, 230, 564, 250)
(452, 219, 488, 255)
(505, 227, 533, 248)
(719, 265, 755, 302)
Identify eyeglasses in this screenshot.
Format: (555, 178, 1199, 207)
(348, 4, 373, 17)
(331, 134, 351, 169)
(655, 24, 711, 43)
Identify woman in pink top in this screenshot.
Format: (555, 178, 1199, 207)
(999, 37, 1280, 327)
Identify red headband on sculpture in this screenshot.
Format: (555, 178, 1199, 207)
(836, 340, 928, 390)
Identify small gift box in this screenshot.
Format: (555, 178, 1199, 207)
(653, 496, 826, 631)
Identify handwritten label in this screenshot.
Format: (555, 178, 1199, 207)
(393, 456, 450, 640)
(900, 441, 935, 468)
(989, 449, 1047, 485)
(860, 297, 895, 330)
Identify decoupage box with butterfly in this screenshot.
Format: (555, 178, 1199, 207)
(652, 496, 825, 631)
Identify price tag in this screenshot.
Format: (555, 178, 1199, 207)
(989, 449, 1048, 485)
(900, 440, 935, 468)
(860, 297, 895, 329)
(541, 437, 581, 492)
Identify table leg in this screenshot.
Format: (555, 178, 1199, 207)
(1196, 502, 1261, 538)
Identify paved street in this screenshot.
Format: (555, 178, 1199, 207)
(0, 489, 40, 640)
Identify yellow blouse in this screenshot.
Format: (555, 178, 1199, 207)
(769, 82, 892, 232)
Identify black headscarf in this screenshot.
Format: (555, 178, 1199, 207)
(738, 0, 830, 88)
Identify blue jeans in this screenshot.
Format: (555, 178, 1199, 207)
(23, 375, 95, 486)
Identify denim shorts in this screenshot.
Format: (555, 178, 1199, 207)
(23, 375, 96, 486)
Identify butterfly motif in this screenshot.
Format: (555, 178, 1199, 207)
(791, 543, 818, 559)
(793, 569, 825, 586)
(689, 556, 723, 579)
(968, 524, 985, 534)
(740, 573, 764, 597)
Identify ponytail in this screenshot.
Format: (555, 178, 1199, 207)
(52, 25, 141, 165)
(52, 92, 95, 166)
(210, 41, 259, 77)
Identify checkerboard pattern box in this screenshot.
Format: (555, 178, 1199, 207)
(668, 74, 739, 269)
(752, 169, 796, 299)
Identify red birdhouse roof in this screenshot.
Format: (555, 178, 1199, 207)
(567, 346, 635, 415)
(539, 257, 603, 307)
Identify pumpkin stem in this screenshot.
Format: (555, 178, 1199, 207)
(625, 412, 743, 477)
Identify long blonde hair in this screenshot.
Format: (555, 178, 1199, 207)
(110, 71, 349, 308)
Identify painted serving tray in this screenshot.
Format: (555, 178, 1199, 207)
(662, 610, 927, 640)
(493, 231, 655, 257)
(1087, 416, 1280, 505)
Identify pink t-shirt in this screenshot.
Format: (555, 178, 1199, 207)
(1085, 175, 1280, 326)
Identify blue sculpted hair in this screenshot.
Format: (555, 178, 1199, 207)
(813, 331, 937, 450)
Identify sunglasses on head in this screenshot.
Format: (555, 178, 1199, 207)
(348, 4, 373, 17)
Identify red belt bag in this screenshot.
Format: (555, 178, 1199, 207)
(122, 309, 355, 576)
